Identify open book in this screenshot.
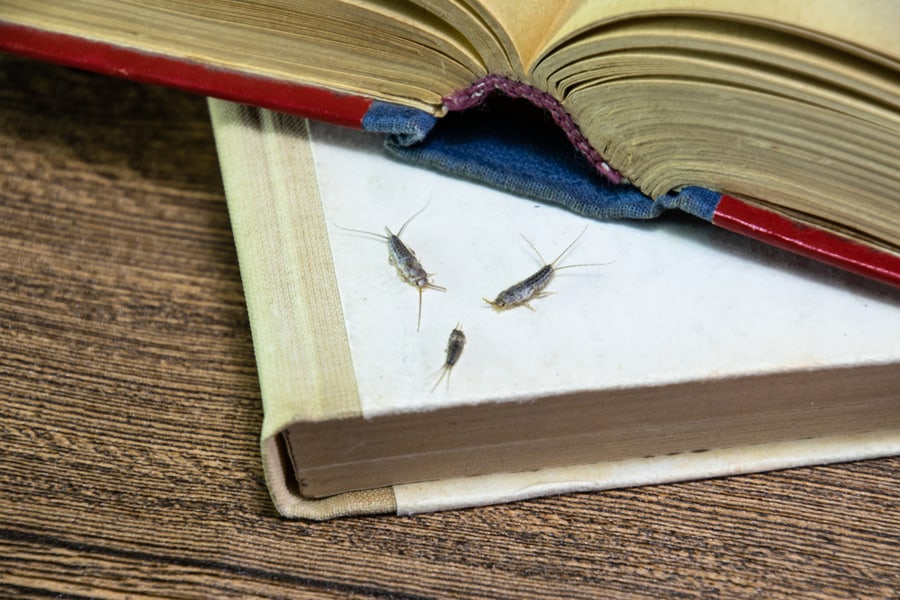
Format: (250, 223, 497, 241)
(209, 99, 900, 520)
(2, 1, 899, 284)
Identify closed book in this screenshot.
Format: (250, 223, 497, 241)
(209, 99, 900, 519)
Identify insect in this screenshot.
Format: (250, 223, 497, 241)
(430, 324, 466, 392)
(484, 225, 605, 311)
(335, 203, 445, 332)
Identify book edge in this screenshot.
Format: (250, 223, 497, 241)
(285, 361, 900, 498)
(0, 21, 372, 128)
(392, 428, 900, 516)
(713, 195, 900, 287)
(208, 99, 362, 429)
(261, 435, 396, 520)
(262, 426, 900, 519)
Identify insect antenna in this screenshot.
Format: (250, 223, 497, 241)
(416, 287, 423, 333)
(396, 199, 430, 237)
(522, 224, 589, 267)
(331, 222, 389, 241)
(525, 225, 613, 272)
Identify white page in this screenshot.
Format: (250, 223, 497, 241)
(308, 120, 900, 418)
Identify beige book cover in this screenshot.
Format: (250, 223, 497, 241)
(208, 99, 900, 520)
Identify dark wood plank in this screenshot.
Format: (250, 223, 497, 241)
(0, 54, 897, 599)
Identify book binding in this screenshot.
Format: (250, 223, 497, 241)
(3, 21, 898, 287)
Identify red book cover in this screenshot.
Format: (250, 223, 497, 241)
(713, 196, 900, 288)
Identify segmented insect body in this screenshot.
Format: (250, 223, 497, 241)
(335, 203, 444, 331)
(484, 225, 598, 311)
(431, 324, 466, 392)
(386, 227, 430, 289)
(488, 264, 554, 310)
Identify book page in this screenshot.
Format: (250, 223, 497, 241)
(0, 0, 488, 111)
(460, 0, 572, 73)
(542, 0, 900, 64)
(526, 3, 900, 249)
(307, 119, 900, 420)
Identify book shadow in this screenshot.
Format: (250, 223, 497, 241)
(371, 91, 898, 304)
(1, 53, 222, 189)
(1, 54, 271, 477)
(638, 212, 900, 306)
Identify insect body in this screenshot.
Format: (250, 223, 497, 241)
(431, 324, 466, 392)
(335, 203, 445, 331)
(484, 225, 602, 311)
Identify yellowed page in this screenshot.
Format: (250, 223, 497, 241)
(1, 0, 485, 111)
(463, 0, 571, 73)
(543, 0, 900, 63)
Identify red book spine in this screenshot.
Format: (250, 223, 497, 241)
(713, 195, 900, 288)
(0, 22, 373, 129)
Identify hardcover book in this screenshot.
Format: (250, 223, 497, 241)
(209, 99, 900, 520)
(2, 0, 900, 284)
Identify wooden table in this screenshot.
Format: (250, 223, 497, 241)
(1, 54, 897, 599)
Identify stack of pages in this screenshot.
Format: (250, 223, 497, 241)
(210, 100, 900, 520)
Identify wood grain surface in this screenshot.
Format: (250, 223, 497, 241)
(0, 54, 897, 599)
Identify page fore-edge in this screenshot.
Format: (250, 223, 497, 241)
(0, 21, 372, 128)
(3, 21, 898, 288)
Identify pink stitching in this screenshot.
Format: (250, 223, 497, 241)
(443, 75, 625, 184)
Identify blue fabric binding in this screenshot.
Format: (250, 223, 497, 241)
(361, 98, 721, 222)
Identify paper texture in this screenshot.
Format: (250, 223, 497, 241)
(211, 99, 900, 519)
(394, 430, 900, 515)
(308, 120, 900, 420)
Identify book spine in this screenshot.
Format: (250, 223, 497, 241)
(713, 195, 900, 287)
(0, 21, 372, 129)
(444, 75, 625, 185)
